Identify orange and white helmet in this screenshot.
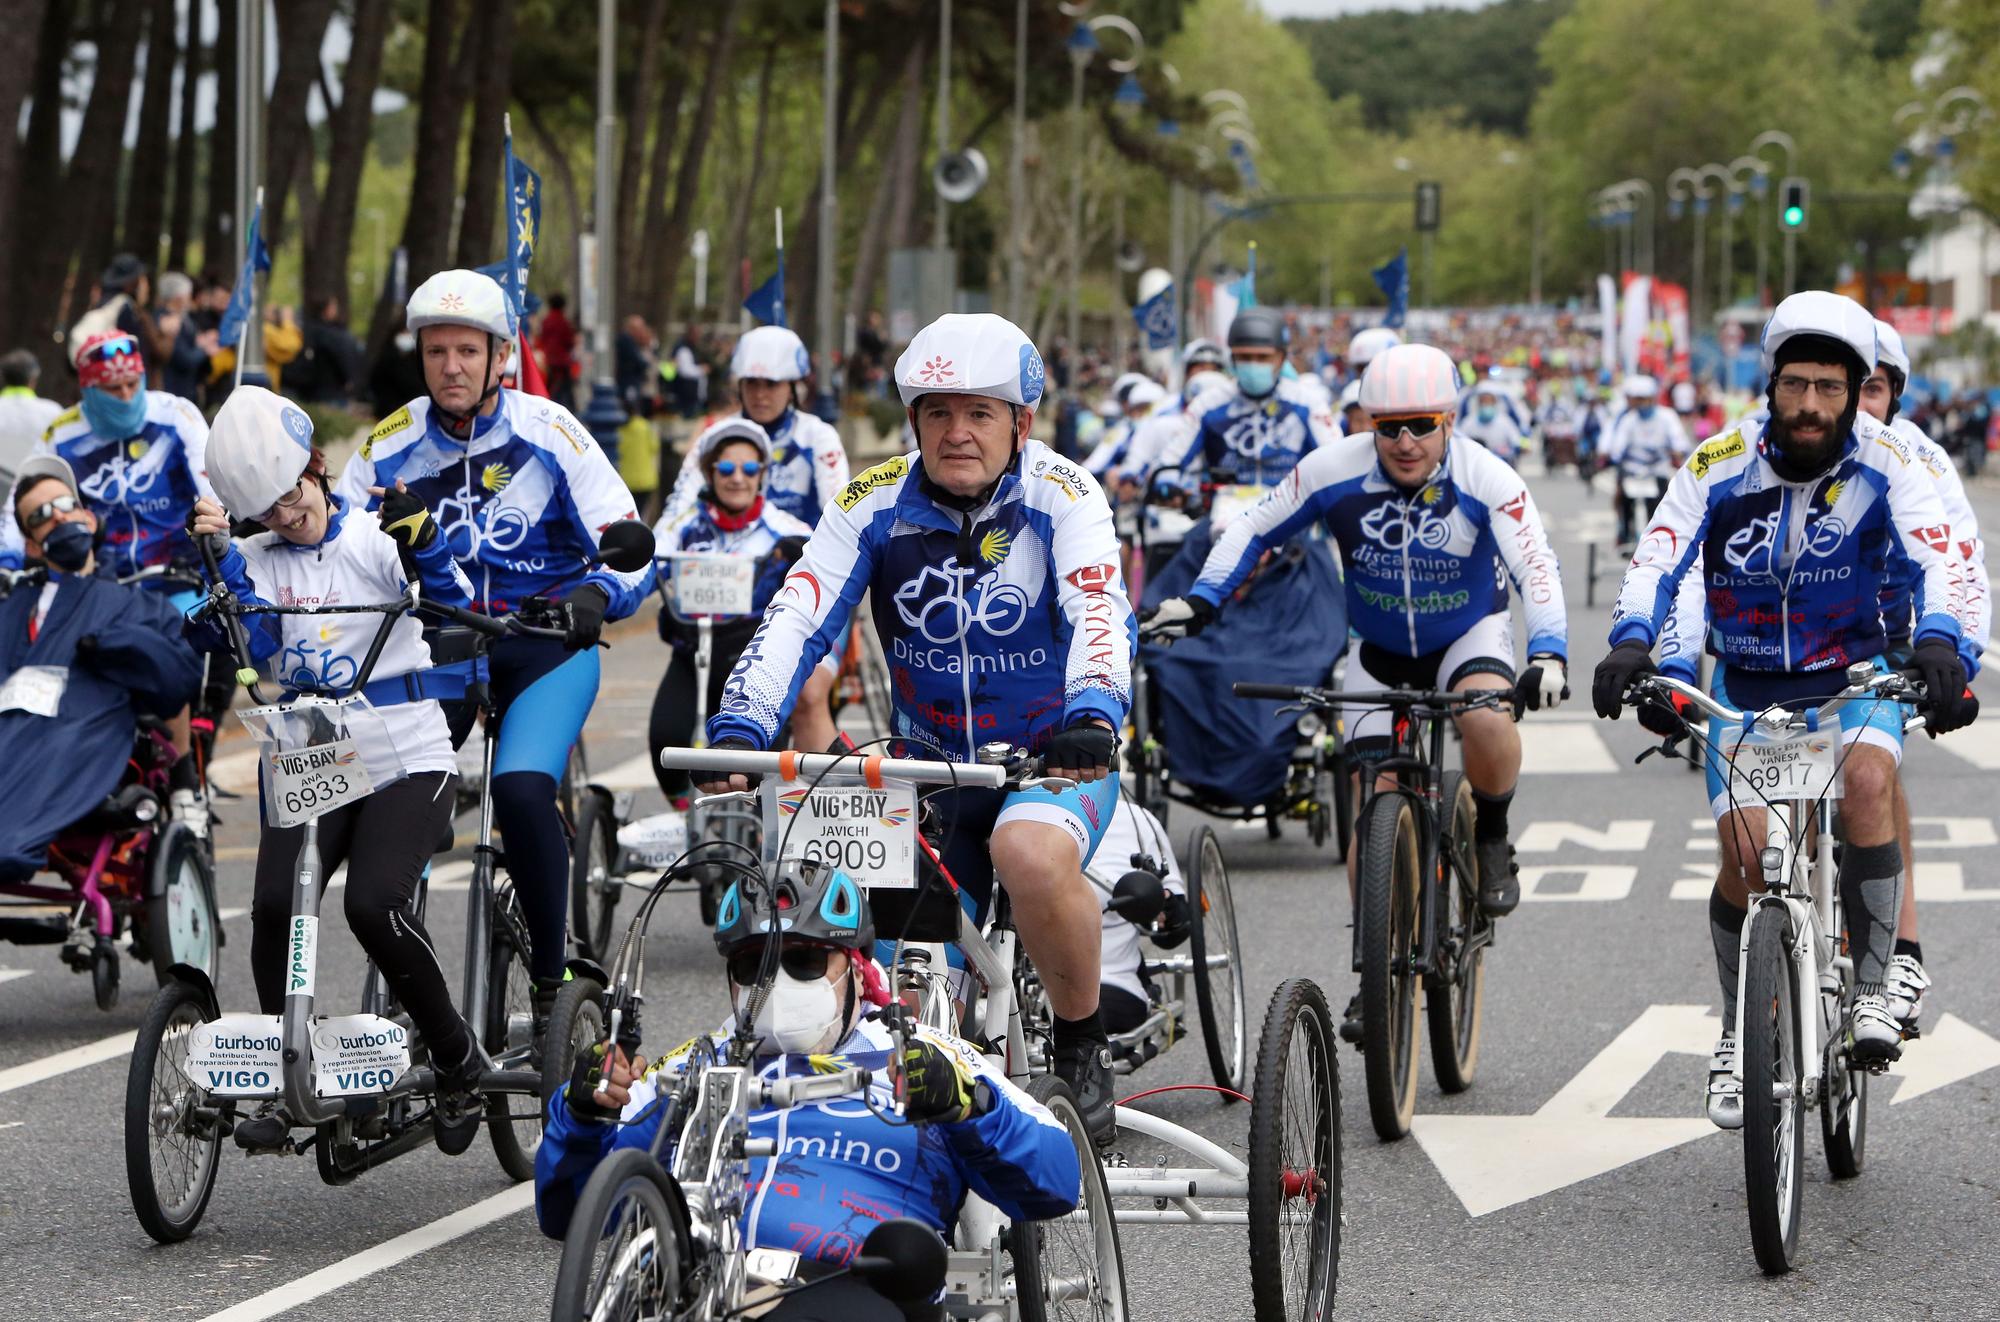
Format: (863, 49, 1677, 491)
(1358, 344, 1459, 417)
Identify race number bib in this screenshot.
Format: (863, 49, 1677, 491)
(240, 695, 387, 828)
(265, 738, 374, 828)
(1620, 474, 1663, 502)
(1722, 728, 1842, 802)
(672, 555, 758, 616)
(0, 664, 67, 718)
(765, 779, 918, 889)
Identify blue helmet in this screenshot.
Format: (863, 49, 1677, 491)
(713, 858, 875, 955)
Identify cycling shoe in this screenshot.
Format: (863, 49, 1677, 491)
(1845, 993, 1904, 1067)
(1338, 993, 1365, 1049)
(1475, 838, 1520, 916)
(233, 1100, 292, 1153)
(1051, 1038, 1117, 1149)
(1705, 1035, 1742, 1130)
(433, 1039, 492, 1157)
(1883, 953, 1930, 1033)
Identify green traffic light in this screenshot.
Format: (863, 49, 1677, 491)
(1782, 205, 1804, 227)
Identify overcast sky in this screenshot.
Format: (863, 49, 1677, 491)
(1257, 0, 1494, 15)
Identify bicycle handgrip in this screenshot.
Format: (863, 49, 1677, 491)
(1232, 682, 1308, 700)
(763, 1067, 871, 1108)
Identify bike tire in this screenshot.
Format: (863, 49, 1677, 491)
(147, 826, 221, 988)
(1820, 1011, 1869, 1179)
(1741, 905, 1804, 1275)
(1246, 978, 1341, 1322)
(1009, 1075, 1128, 1322)
(567, 790, 621, 967)
(1185, 825, 1247, 1093)
(1331, 740, 1353, 860)
(486, 884, 543, 1182)
(542, 977, 608, 1119)
(125, 978, 222, 1243)
(548, 1147, 691, 1322)
(1356, 793, 1422, 1141)
(1424, 773, 1486, 1094)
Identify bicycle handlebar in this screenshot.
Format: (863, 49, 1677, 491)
(1630, 670, 1925, 735)
(658, 746, 1009, 789)
(760, 1066, 872, 1109)
(1233, 681, 1514, 712)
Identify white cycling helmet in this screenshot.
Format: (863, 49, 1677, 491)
(731, 325, 811, 383)
(1872, 318, 1910, 380)
(894, 313, 1045, 408)
(1339, 379, 1363, 410)
(1622, 373, 1659, 397)
(1181, 338, 1229, 371)
(406, 268, 513, 341)
(1760, 291, 1877, 376)
(206, 384, 315, 519)
(1347, 326, 1404, 371)
(1124, 378, 1168, 411)
(1670, 381, 1698, 412)
(1359, 344, 1460, 417)
(1110, 371, 1152, 402)
(693, 416, 772, 468)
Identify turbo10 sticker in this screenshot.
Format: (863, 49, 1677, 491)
(188, 1014, 284, 1098)
(311, 1013, 414, 1098)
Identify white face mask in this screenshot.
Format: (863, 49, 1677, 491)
(743, 970, 847, 1055)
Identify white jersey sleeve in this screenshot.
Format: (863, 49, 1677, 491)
(1458, 443, 1566, 658)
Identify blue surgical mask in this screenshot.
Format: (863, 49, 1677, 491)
(1636, 403, 1656, 419)
(1234, 362, 1277, 398)
(1476, 405, 1497, 423)
(81, 385, 147, 440)
(39, 518, 93, 573)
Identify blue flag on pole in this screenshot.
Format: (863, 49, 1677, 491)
(496, 127, 542, 333)
(1371, 247, 1409, 329)
(217, 204, 271, 349)
(1133, 283, 1176, 349)
(743, 250, 787, 327)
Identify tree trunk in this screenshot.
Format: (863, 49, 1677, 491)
(615, 0, 668, 277)
(364, 0, 469, 361)
(203, 0, 239, 277)
(61, 0, 148, 330)
(0, 0, 50, 349)
(788, 61, 886, 344)
(264, 0, 337, 250)
(727, 40, 780, 313)
(303, 0, 389, 317)
(648, 0, 744, 328)
(633, 68, 685, 327)
(455, 0, 516, 269)
(166, 0, 201, 275)
(121, 0, 179, 266)
(522, 101, 584, 300)
(853, 38, 928, 323)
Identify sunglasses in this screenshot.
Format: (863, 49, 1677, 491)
(713, 460, 762, 477)
(727, 945, 838, 986)
(22, 494, 79, 532)
(1373, 414, 1448, 443)
(81, 338, 141, 366)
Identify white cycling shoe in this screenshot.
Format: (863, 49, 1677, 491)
(1883, 953, 1930, 1032)
(1706, 1034, 1742, 1130)
(1845, 992, 1904, 1066)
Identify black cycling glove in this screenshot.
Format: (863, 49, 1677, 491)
(377, 485, 439, 552)
(1912, 638, 1974, 736)
(563, 1043, 625, 1125)
(562, 584, 611, 652)
(899, 1038, 986, 1124)
(1044, 722, 1117, 777)
(1591, 640, 1657, 720)
(1139, 596, 1215, 641)
(1151, 892, 1193, 949)
(1637, 687, 1697, 738)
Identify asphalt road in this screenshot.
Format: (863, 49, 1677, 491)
(3, 457, 1999, 1321)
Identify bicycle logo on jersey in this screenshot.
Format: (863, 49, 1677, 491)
(1360, 500, 1452, 553)
(892, 563, 1030, 643)
(1723, 510, 1850, 577)
(77, 452, 163, 504)
(277, 642, 358, 693)
(432, 489, 533, 556)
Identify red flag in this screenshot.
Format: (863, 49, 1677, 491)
(515, 325, 549, 397)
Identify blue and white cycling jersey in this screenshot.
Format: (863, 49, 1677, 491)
(1082, 417, 1137, 478)
(1156, 376, 1338, 488)
(0, 391, 214, 577)
(1603, 406, 1692, 479)
(534, 1016, 1081, 1260)
(661, 407, 851, 529)
(1107, 390, 1198, 485)
(1611, 412, 1966, 675)
(334, 390, 649, 618)
(1455, 409, 1527, 466)
(1189, 433, 1567, 661)
(652, 497, 813, 640)
(708, 440, 1135, 762)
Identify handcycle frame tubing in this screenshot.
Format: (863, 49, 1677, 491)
(658, 747, 1009, 789)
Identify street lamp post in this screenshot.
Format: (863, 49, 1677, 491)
(235, 0, 266, 383)
(1065, 15, 1142, 358)
(1896, 89, 1989, 335)
(1007, 0, 1027, 323)
(1668, 167, 1712, 326)
(1730, 154, 1772, 306)
(1696, 163, 1734, 318)
(582, 0, 626, 457)
(1749, 130, 1797, 294)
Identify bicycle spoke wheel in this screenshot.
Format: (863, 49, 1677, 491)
(568, 790, 620, 967)
(124, 979, 222, 1243)
(1741, 906, 1804, 1275)
(1424, 773, 1485, 1094)
(1010, 1075, 1127, 1321)
(1820, 1002, 1868, 1179)
(486, 884, 543, 1182)
(542, 977, 607, 1120)
(549, 1147, 691, 1322)
(1356, 793, 1421, 1140)
(1185, 825, 1246, 1093)
(1246, 978, 1341, 1322)
(146, 827, 220, 986)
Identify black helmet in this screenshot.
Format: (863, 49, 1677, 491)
(1226, 307, 1288, 351)
(713, 857, 874, 955)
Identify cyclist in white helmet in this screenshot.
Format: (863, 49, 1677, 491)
(1110, 339, 1230, 492)
(1147, 342, 1569, 1042)
(1345, 326, 1403, 384)
(1602, 374, 1691, 545)
(336, 268, 649, 1037)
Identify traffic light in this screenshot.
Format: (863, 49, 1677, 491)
(1779, 176, 1809, 232)
(1415, 181, 1442, 233)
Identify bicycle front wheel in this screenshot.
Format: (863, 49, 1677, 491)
(1185, 825, 1246, 1093)
(1010, 1075, 1128, 1321)
(1356, 793, 1421, 1140)
(568, 788, 621, 967)
(1820, 1023, 1868, 1179)
(486, 882, 543, 1182)
(1246, 978, 1341, 1321)
(1741, 904, 1805, 1275)
(125, 978, 222, 1243)
(1424, 772, 1486, 1093)
(549, 1147, 691, 1322)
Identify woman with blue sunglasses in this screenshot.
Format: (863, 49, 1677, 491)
(646, 417, 813, 803)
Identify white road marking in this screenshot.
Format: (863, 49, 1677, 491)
(1517, 723, 1618, 775)
(195, 1184, 536, 1322)
(593, 751, 658, 792)
(1932, 715, 2000, 769)
(1518, 865, 1636, 903)
(0, 1031, 138, 1096)
(1888, 1013, 2000, 1103)
(1411, 1005, 1720, 1217)
(1515, 819, 1652, 853)
(208, 749, 261, 798)
(0, 969, 30, 987)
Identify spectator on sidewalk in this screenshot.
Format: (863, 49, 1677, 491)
(537, 293, 579, 409)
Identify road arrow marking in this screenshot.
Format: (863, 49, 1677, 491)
(0, 969, 30, 987)
(1411, 1004, 1720, 1217)
(1889, 1013, 2000, 1104)
(1516, 819, 1653, 853)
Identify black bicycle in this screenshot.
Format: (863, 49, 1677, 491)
(1234, 681, 1505, 1141)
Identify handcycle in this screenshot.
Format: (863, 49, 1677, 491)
(0, 563, 220, 1011)
(1236, 679, 1502, 1143)
(124, 525, 655, 1242)
(1624, 666, 1925, 1276)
